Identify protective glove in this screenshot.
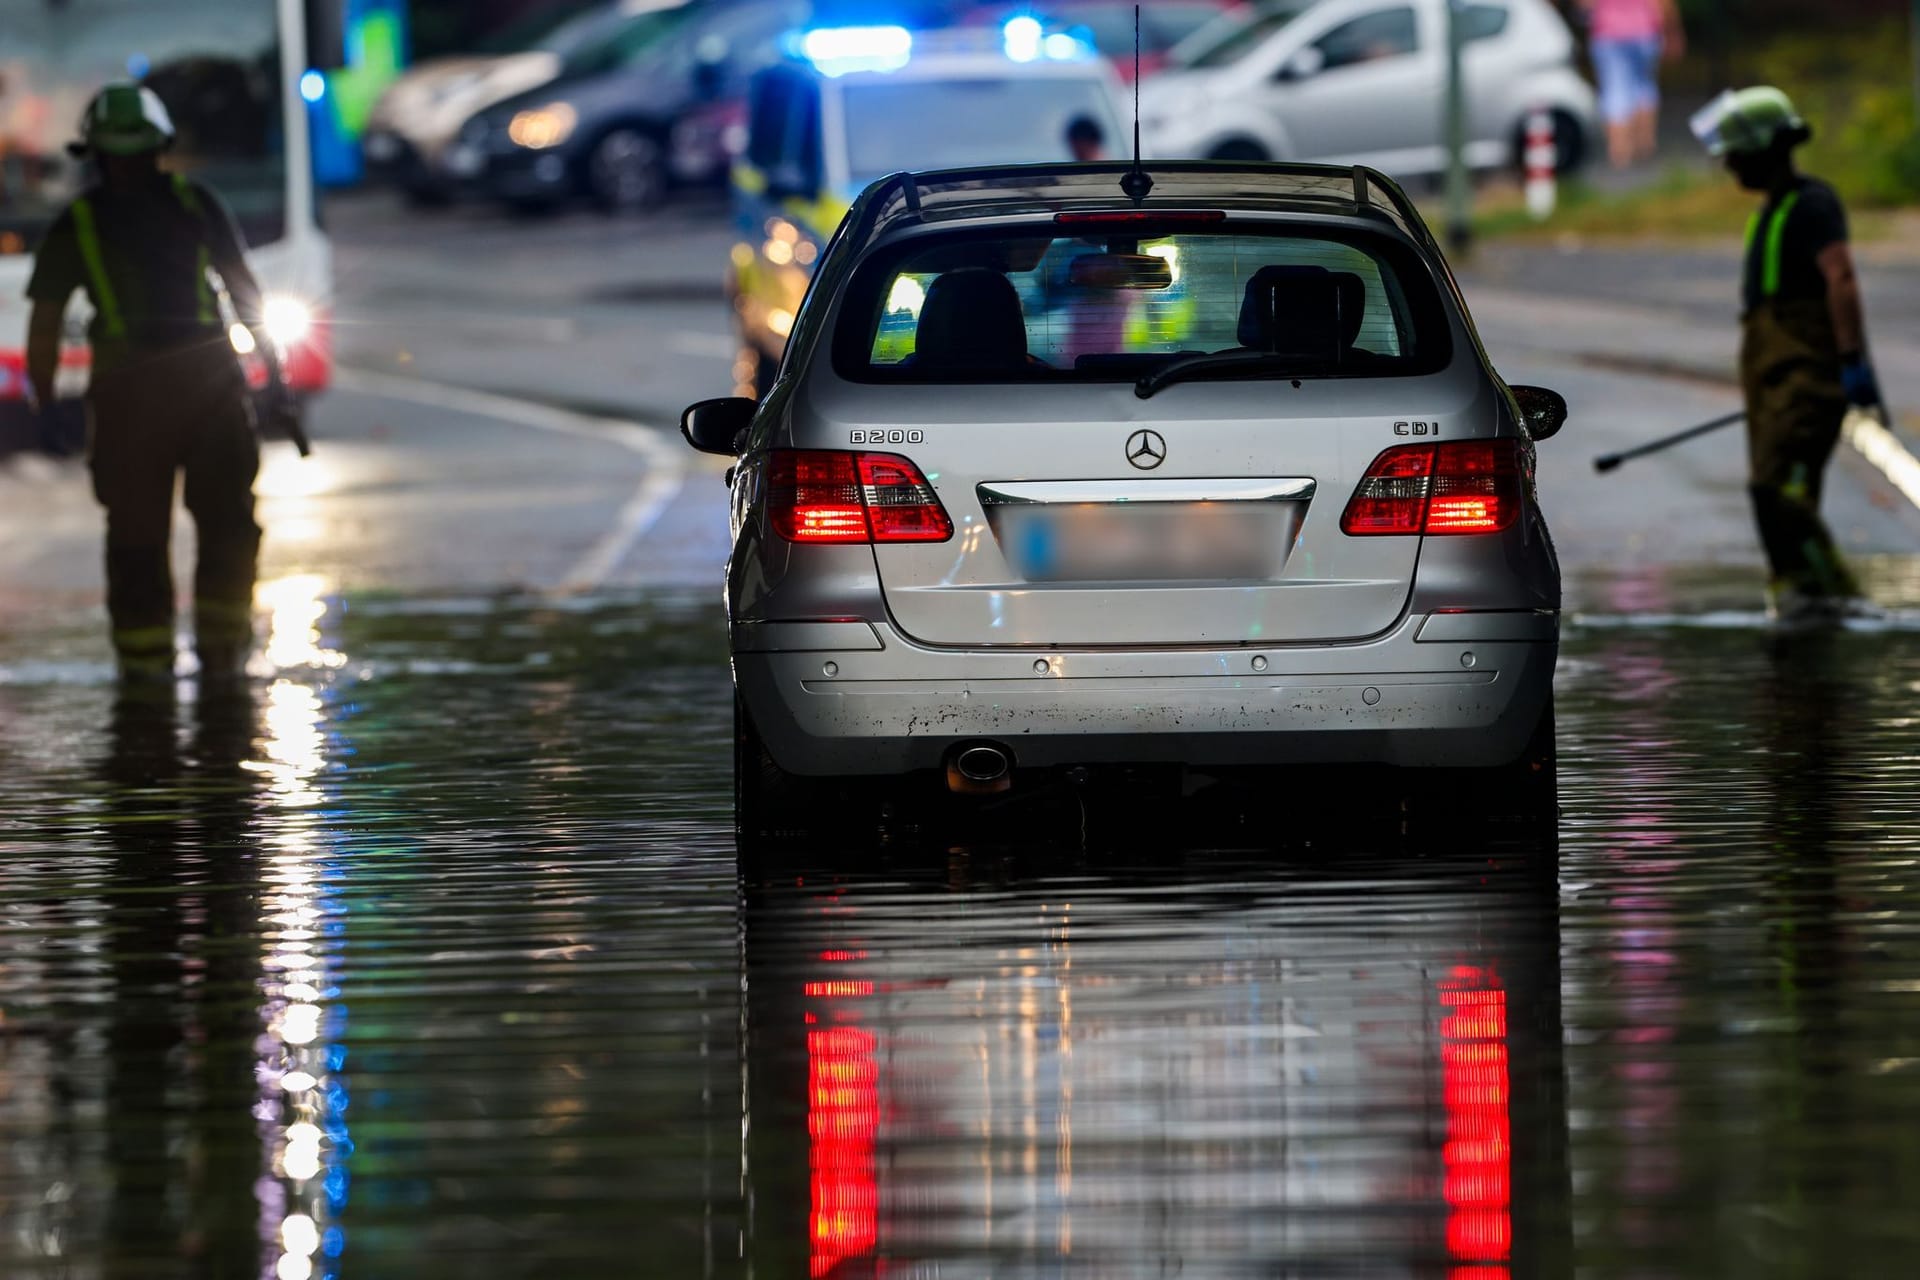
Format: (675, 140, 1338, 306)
(1840, 354, 1882, 409)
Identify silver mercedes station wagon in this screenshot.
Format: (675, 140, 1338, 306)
(682, 163, 1565, 845)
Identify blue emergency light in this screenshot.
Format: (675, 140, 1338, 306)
(1002, 15, 1043, 61)
(1003, 16, 1093, 63)
(798, 24, 914, 76)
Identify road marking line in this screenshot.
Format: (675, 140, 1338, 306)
(333, 367, 688, 594)
(1844, 410, 1920, 513)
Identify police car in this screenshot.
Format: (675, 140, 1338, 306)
(726, 22, 1129, 396)
(684, 160, 1569, 846)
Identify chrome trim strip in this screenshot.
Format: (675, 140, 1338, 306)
(977, 478, 1317, 506)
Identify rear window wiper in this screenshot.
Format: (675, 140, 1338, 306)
(1135, 350, 1319, 399)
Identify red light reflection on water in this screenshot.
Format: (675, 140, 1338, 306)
(808, 950, 878, 1278)
(1440, 965, 1511, 1276)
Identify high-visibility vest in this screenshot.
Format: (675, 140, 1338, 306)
(68, 174, 220, 342)
(1744, 189, 1803, 302)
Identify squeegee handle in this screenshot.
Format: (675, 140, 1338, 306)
(1593, 410, 1745, 473)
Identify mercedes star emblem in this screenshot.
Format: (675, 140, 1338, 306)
(1126, 429, 1167, 471)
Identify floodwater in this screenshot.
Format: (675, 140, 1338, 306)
(4, 571, 1920, 1279)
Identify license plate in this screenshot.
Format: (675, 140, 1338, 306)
(1000, 502, 1302, 582)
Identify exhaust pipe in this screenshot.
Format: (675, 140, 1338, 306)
(946, 743, 1013, 795)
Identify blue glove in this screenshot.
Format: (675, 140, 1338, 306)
(1840, 354, 1881, 408)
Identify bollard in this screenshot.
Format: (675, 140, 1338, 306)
(1523, 105, 1558, 222)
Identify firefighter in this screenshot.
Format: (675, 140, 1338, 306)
(1693, 86, 1878, 618)
(23, 83, 293, 679)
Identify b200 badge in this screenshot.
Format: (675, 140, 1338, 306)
(851, 428, 924, 445)
(1394, 420, 1438, 437)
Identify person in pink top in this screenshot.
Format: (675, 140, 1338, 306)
(1583, 0, 1686, 168)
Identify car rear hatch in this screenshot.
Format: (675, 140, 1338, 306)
(847, 382, 1433, 648)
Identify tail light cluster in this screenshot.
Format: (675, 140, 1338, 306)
(1340, 440, 1527, 537)
(768, 449, 954, 544)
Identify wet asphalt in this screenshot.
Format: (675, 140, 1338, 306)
(7, 580, 1920, 1278)
(4, 196, 1920, 1278)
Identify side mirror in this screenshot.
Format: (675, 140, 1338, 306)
(1277, 45, 1325, 82)
(1510, 385, 1568, 440)
(681, 396, 756, 454)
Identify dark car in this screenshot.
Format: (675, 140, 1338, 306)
(451, 0, 811, 213)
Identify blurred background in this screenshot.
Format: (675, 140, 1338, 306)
(350, 0, 1920, 211)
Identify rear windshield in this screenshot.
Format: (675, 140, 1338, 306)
(833, 224, 1450, 384)
(842, 79, 1122, 186)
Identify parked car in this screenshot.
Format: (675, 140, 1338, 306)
(450, 0, 811, 214)
(363, 0, 673, 205)
(681, 160, 1567, 848)
(1140, 0, 1594, 176)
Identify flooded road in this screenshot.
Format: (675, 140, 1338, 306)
(6, 568, 1920, 1278)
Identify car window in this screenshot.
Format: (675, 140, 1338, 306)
(1461, 3, 1509, 42)
(835, 228, 1449, 383)
(841, 79, 1122, 186)
(1174, 4, 1312, 70)
(1313, 8, 1419, 71)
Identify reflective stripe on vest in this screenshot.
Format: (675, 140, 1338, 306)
(69, 198, 127, 339)
(1744, 190, 1803, 300)
(68, 178, 220, 340)
(171, 175, 218, 325)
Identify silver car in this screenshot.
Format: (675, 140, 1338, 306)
(682, 162, 1565, 845)
(1140, 0, 1597, 176)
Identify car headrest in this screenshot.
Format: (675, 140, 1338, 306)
(1236, 265, 1368, 358)
(914, 268, 1029, 371)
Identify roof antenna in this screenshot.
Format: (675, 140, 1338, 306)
(1119, 3, 1153, 204)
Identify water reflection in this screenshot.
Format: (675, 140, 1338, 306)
(1557, 618, 1920, 1275)
(76, 591, 352, 1278)
(94, 684, 263, 1274)
(741, 846, 1572, 1277)
(10, 584, 1920, 1275)
(250, 579, 351, 1280)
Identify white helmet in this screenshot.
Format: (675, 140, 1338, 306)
(74, 83, 176, 156)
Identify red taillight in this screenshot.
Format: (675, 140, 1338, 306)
(857, 453, 953, 542)
(770, 450, 868, 542)
(1340, 445, 1435, 535)
(1339, 440, 1524, 537)
(768, 449, 954, 544)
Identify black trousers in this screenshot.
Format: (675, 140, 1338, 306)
(1739, 300, 1859, 599)
(87, 346, 260, 662)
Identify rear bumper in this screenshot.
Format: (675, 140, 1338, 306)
(734, 612, 1558, 776)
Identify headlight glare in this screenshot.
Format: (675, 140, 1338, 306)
(263, 297, 314, 347)
(508, 103, 577, 149)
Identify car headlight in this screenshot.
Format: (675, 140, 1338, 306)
(263, 296, 314, 347)
(508, 102, 577, 150)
